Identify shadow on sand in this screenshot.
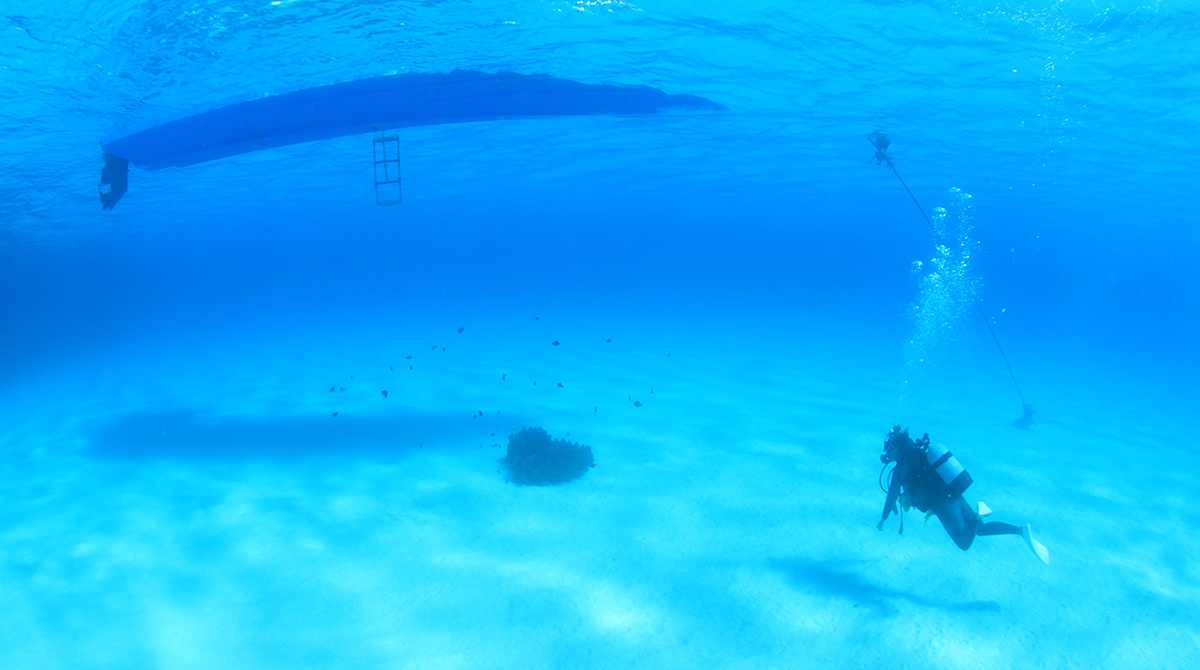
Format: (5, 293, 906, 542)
(770, 558, 1001, 616)
(85, 409, 522, 461)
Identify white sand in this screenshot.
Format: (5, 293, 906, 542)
(0, 312, 1196, 669)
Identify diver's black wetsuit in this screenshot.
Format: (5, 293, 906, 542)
(878, 433, 1022, 550)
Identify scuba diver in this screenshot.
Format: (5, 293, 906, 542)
(877, 425, 1049, 564)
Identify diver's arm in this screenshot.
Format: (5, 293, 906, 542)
(877, 462, 906, 530)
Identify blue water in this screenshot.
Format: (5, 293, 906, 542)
(2, 1, 1198, 668)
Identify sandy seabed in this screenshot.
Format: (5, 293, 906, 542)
(0, 312, 1196, 669)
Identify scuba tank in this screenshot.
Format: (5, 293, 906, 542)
(925, 442, 973, 497)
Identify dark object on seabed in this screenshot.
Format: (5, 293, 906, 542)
(99, 153, 128, 210)
(1013, 403, 1036, 429)
(501, 427, 594, 486)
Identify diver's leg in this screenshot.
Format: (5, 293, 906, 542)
(934, 496, 977, 551)
(976, 521, 1023, 536)
(975, 513, 1049, 562)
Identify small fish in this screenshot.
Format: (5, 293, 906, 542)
(651, 388, 654, 394)
(502, 373, 507, 380)
(350, 375, 354, 380)
(409, 365, 413, 370)
(667, 353, 671, 357)
(339, 386, 345, 391)
(478, 410, 483, 416)
(442, 347, 445, 352)
(332, 412, 339, 417)
(431, 345, 437, 350)
(390, 365, 393, 370)
(329, 386, 335, 392)
(458, 327, 464, 334)
(535, 316, 540, 320)
(606, 338, 611, 343)
(556, 382, 563, 387)
(552, 341, 560, 346)
(473, 414, 477, 419)
(634, 401, 643, 407)
(406, 355, 412, 360)
(381, 390, 388, 399)
(628, 396, 631, 401)
(490, 433, 495, 436)
(534, 381, 537, 385)
(594, 407, 597, 414)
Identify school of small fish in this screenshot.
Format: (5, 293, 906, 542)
(324, 315, 665, 446)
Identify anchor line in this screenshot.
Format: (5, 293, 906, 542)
(880, 155, 1028, 409)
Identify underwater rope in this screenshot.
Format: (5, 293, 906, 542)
(869, 132, 1033, 425)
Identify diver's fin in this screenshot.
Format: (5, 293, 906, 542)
(978, 502, 993, 517)
(1022, 524, 1049, 564)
